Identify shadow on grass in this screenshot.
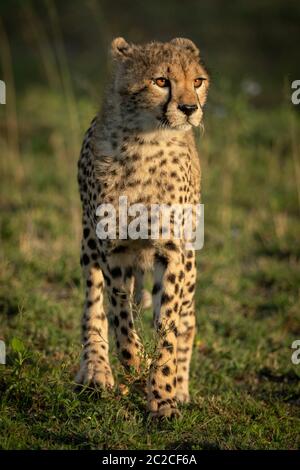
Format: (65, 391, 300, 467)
(166, 438, 221, 450)
(0, 295, 20, 317)
(258, 367, 300, 384)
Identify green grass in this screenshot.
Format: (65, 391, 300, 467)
(1, 26, 300, 446)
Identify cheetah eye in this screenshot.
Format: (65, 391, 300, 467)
(194, 77, 205, 88)
(154, 77, 170, 88)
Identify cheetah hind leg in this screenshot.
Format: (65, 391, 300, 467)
(134, 268, 152, 311)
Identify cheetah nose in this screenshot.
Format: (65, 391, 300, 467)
(178, 104, 198, 116)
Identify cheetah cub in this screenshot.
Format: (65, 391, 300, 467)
(76, 37, 209, 418)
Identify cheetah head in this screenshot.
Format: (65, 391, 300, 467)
(111, 37, 210, 132)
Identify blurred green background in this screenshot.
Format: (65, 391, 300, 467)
(0, 0, 300, 450)
(1, 0, 300, 101)
(2, 0, 300, 90)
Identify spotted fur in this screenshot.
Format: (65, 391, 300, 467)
(75, 37, 209, 418)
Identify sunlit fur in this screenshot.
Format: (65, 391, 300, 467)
(76, 37, 210, 418)
(106, 37, 210, 133)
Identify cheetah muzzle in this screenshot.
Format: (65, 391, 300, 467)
(75, 37, 209, 419)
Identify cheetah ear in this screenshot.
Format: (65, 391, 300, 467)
(170, 38, 200, 58)
(111, 37, 136, 60)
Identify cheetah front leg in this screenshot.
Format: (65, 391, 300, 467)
(148, 246, 185, 418)
(176, 250, 197, 403)
(75, 233, 114, 389)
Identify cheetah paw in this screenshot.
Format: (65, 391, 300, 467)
(75, 362, 114, 390)
(176, 391, 190, 403)
(150, 404, 181, 420)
